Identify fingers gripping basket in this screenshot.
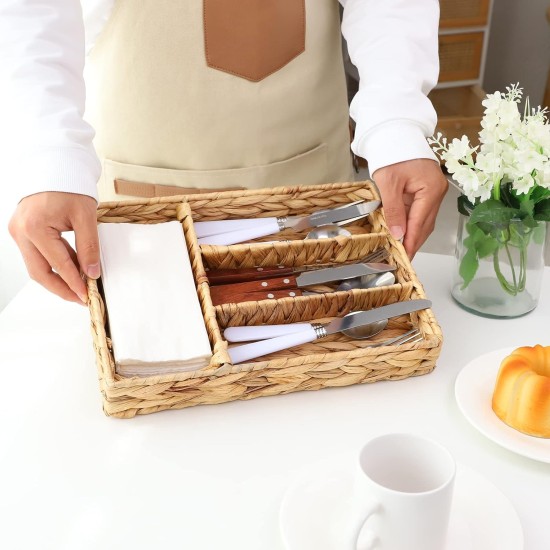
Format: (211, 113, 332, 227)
(88, 181, 443, 418)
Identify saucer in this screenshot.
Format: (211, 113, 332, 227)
(455, 348, 550, 463)
(279, 454, 523, 550)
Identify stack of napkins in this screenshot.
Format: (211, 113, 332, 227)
(98, 221, 212, 377)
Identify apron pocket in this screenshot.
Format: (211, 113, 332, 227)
(203, 0, 306, 82)
(100, 143, 328, 201)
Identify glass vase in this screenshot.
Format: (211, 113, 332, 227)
(452, 214, 547, 318)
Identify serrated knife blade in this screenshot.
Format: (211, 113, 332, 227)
(296, 262, 395, 287)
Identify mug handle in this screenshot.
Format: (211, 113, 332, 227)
(347, 499, 380, 550)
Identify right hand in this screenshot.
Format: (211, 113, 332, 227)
(8, 192, 100, 305)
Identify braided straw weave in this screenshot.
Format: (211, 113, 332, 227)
(89, 181, 443, 418)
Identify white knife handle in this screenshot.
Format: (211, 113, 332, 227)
(198, 219, 280, 246)
(194, 218, 275, 238)
(224, 323, 313, 343)
(228, 326, 317, 364)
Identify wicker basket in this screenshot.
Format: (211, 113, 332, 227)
(88, 181, 443, 418)
(440, 0, 490, 28)
(438, 32, 484, 83)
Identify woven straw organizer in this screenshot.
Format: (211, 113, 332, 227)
(88, 181, 443, 418)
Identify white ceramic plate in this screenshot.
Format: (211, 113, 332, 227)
(280, 454, 523, 550)
(455, 347, 550, 463)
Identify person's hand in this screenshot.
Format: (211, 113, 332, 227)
(372, 159, 448, 258)
(8, 192, 100, 305)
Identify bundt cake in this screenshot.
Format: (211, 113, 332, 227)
(492, 345, 550, 438)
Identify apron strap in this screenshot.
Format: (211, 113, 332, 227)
(114, 179, 246, 198)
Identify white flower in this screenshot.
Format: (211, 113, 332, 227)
(446, 136, 475, 160)
(475, 151, 503, 175)
(429, 83, 550, 204)
(479, 127, 498, 145)
(482, 92, 504, 112)
(505, 83, 523, 103)
(477, 185, 493, 203)
(453, 166, 491, 202)
(513, 148, 546, 174)
(497, 100, 521, 128)
(512, 174, 536, 195)
(524, 117, 550, 153)
(480, 112, 499, 130)
(443, 157, 464, 175)
(540, 165, 550, 189)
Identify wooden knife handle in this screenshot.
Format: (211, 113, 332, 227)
(211, 276, 298, 299)
(209, 284, 303, 306)
(207, 266, 294, 285)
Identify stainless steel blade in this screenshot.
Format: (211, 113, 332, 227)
(296, 262, 396, 287)
(325, 299, 432, 335)
(285, 200, 381, 231)
(316, 200, 363, 214)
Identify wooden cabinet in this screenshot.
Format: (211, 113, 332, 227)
(438, 32, 485, 83)
(431, 0, 494, 145)
(439, 0, 490, 29)
(429, 85, 485, 145)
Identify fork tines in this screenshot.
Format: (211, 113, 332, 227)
(361, 247, 389, 265)
(368, 328, 422, 348)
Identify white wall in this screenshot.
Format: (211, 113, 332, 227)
(483, 0, 550, 104)
(484, 0, 550, 264)
(0, 128, 29, 311)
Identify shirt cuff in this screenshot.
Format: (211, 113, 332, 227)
(14, 147, 101, 204)
(353, 121, 438, 176)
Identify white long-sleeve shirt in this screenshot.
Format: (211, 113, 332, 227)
(0, 0, 439, 204)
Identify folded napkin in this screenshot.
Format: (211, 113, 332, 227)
(98, 221, 211, 377)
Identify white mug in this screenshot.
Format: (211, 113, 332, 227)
(347, 433, 456, 550)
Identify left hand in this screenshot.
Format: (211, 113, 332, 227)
(372, 159, 448, 258)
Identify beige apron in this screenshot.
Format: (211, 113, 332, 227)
(86, 0, 353, 202)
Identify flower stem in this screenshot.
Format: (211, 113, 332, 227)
(492, 181, 501, 201)
(493, 241, 519, 296)
(491, 230, 531, 295)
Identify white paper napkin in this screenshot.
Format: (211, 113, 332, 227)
(98, 221, 211, 376)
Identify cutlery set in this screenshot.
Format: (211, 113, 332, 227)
(197, 200, 430, 364)
(200, 200, 394, 305)
(208, 261, 396, 305)
(226, 299, 431, 364)
(205, 247, 390, 285)
(196, 199, 381, 246)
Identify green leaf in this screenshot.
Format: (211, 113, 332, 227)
(475, 231, 500, 258)
(457, 195, 474, 216)
(519, 199, 535, 219)
(469, 200, 518, 228)
(534, 199, 550, 221)
(465, 220, 500, 258)
(459, 246, 479, 289)
(521, 214, 538, 230)
(500, 182, 521, 209)
(530, 186, 550, 204)
(507, 221, 533, 248)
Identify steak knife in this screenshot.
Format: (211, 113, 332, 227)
(206, 248, 389, 284)
(208, 262, 395, 305)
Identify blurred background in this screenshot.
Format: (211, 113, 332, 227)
(1, 0, 549, 310)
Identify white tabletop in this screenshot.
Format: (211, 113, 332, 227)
(1, 252, 549, 550)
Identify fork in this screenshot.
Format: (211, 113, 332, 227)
(366, 328, 422, 348)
